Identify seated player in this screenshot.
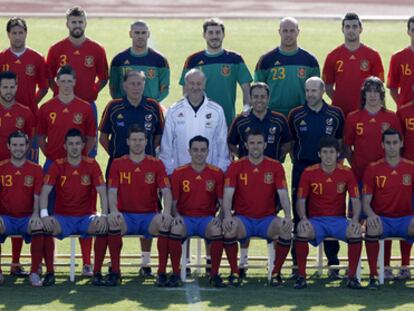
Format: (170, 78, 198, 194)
(40, 128, 108, 286)
(102, 124, 172, 286)
(0, 131, 44, 286)
(363, 128, 414, 289)
(222, 128, 293, 286)
(158, 135, 225, 287)
(294, 136, 363, 289)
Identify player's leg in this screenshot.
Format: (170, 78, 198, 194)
(105, 213, 125, 285)
(155, 214, 173, 286)
(365, 216, 384, 289)
(223, 215, 245, 286)
(293, 218, 316, 289)
(27, 216, 44, 287)
(10, 237, 25, 277)
(0, 216, 7, 284)
(204, 217, 225, 287)
(341, 219, 362, 289)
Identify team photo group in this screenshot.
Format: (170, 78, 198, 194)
(1, 6, 414, 292)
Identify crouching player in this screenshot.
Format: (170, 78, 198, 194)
(363, 128, 414, 289)
(103, 125, 172, 286)
(157, 135, 225, 287)
(40, 128, 108, 286)
(0, 131, 43, 286)
(222, 129, 292, 286)
(294, 136, 363, 289)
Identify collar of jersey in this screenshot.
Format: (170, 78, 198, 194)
(130, 48, 149, 57)
(204, 49, 224, 57)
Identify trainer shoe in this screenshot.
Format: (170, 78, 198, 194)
(155, 273, 169, 287)
(10, 265, 29, 277)
(91, 272, 106, 286)
(367, 277, 380, 290)
(205, 258, 211, 274)
(29, 273, 42, 287)
(42, 272, 55, 287)
(227, 273, 241, 287)
(82, 264, 93, 277)
(294, 276, 307, 289)
(0, 272, 4, 285)
(346, 277, 362, 289)
(384, 267, 394, 280)
(328, 269, 343, 281)
(269, 274, 284, 287)
(288, 269, 299, 280)
(239, 267, 248, 279)
(395, 268, 411, 280)
(138, 267, 153, 278)
(209, 274, 226, 288)
(167, 274, 182, 287)
(104, 272, 121, 286)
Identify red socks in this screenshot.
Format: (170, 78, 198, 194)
(169, 238, 182, 275)
(93, 235, 108, 274)
(400, 240, 412, 266)
(347, 240, 362, 278)
(224, 239, 239, 275)
(43, 235, 55, 273)
(108, 232, 122, 274)
(272, 239, 291, 275)
(11, 237, 23, 264)
(157, 236, 169, 274)
(30, 235, 44, 273)
(209, 240, 224, 277)
(79, 237, 93, 266)
(365, 239, 379, 277)
(295, 240, 309, 277)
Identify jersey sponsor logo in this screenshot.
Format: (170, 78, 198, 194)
(337, 182, 346, 193)
(269, 127, 277, 134)
(206, 180, 215, 192)
(264, 172, 273, 184)
(123, 60, 130, 65)
(325, 126, 333, 135)
(268, 134, 275, 144)
(403, 174, 412, 186)
(147, 68, 156, 79)
(145, 114, 153, 122)
(81, 175, 91, 186)
(274, 61, 281, 66)
(349, 55, 356, 60)
(360, 60, 369, 72)
(197, 60, 204, 65)
(25, 64, 35, 76)
(117, 121, 125, 127)
(178, 112, 184, 118)
(221, 65, 231, 76)
(15, 117, 25, 129)
(144, 122, 152, 130)
(297, 67, 306, 79)
(24, 175, 34, 187)
(73, 113, 83, 125)
(84, 56, 95, 67)
(326, 118, 333, 126)
(206, 113, 212, 119)
(117, 114, 124, 119)
(381, 122, 390, 132)
(145, 172, 155, 184)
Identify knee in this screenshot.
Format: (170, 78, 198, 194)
(170, 222, 185, 238)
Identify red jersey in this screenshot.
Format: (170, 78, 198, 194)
(0, 48, 48, 115)
(387, 47, 414, 108)
(47, 38, 108, 102)
(323, 44, 384, 116)
(397, 102, 414, 160)
(171, 164, 224, 217)
(44, 157, 104, 216)
(363, 158, 414, 217)
(297, 164, 359, 218)
(37, 96, 96, 160)
(0, 102, 35, 160)
(224, 157, 287, 218)
(344, 108, 401, 181)
(108, 155, 170, 214)
(0, 159, 42, 217)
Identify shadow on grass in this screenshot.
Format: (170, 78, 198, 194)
(0, 272, 413, 310)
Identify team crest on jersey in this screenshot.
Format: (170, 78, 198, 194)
(206, 113, 212, 119)
(264, 172, 273, 184)
(145, 122, 152, 130)
(325, 126, 333, 135)
(360, 60, 369, 71)
(381, 122, 390, 132)
(81, 175, 91, 186)
(25, 64, 35, 76)
(205, 180, 215, 192)
(297, 67, 306, 79)
(145, 114, 153, 122)
(221, 65, 231, 76)
(337, 182, 346, 193)
(147, 68, 156, 79)
(84, 56, 95, 67)
(24, 175, 34, 187)
(403, 174, 412, 186)
(73, 113, 83, 125)
(15, 117, 25, 129)
(145, 172, 155, 184)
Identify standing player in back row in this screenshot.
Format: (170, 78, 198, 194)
(323, 13, 384, 117)
(110, 20, 170, 103)
(255, 17, 319, 117)
(387, 16, 414, 109)
(179, 18, 252, 126)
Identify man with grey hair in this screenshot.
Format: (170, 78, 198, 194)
(255, 17, 320, 117)
(109, 20, 170, 102)
(288, 76, 345, 279)
(160, 68, 230, 175)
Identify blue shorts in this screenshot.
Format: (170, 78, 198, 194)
(380, 216, 414, 243)
(54, 214, 96, 239)
(309, 216, 348, 246)
(237, 215, 274, 243)
(183, 216, 214, 239)
(0, 216, 31, 243)
(123, 212, 156, 238)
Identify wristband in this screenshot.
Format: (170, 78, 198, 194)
(40, 209, 49, 218)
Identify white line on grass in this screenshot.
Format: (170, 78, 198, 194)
(184, 279, 203, 311)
